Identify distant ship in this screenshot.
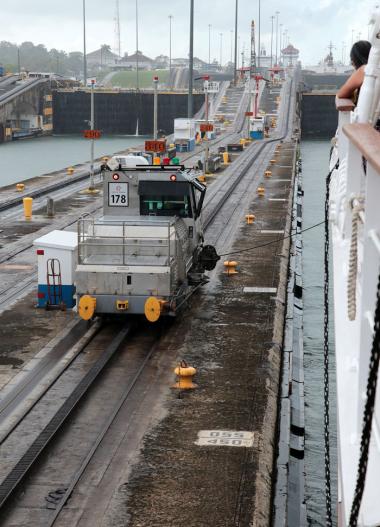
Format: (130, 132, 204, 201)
(304, 42, 352, 75)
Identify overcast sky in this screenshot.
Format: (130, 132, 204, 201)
(0, 0, 376, 65)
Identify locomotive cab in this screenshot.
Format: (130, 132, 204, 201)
(75, 157, 218, 322)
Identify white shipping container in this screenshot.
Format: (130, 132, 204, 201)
(174, 118, 196, 141)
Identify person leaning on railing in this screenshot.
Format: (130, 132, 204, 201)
(337, 40, 371, 102)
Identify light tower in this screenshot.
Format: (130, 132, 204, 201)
(114, 0, 121, 57)
(250, 20, 257, 77)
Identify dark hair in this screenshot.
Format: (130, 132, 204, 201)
(350, 40, 371, 69)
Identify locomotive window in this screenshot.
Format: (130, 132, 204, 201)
(140, 194, 193, 218)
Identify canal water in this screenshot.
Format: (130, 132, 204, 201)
(302, 139, 338, 525)
(0, 135, 145, 188)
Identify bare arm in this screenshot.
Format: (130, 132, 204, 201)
(337, 65, 365, 99)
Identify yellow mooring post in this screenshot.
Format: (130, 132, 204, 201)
(224, 260, 238, 275)
(257, 186, 265, 197)
(16, 183, 25, 192)
(265, 170, 272, 178)
(245, 213, 255, 224)
(23, 197, 33, 220)
(222, 152, 229, 165)
(67, 166, 75, 175)
(153, 156, 161, 165)
(172, 360, 197, 390)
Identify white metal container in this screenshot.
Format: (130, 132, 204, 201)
(33, 230, 78, 308)
(174, 118, 196, 141)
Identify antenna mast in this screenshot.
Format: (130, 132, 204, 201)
(114, 0, 121, 57)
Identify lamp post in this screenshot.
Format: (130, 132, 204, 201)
(188, 0, 194, 118)
(270, 16, 274, 69)
(153, 76, 158, 140)
(279, 23, 283, 65)
(83, 0, 87, 86)
(275, 11, 280, 66)
(258, 0, 261, 68)
(89, 80, 95, 191)
(230, 30, 233, 64)
(204, 76, 210, 173)
(136, 0, 139, 90)
(17, 46, 21, 75)
(208, 24, 212, 67)
(219, 33, 223, 69)
(234, 0, 238, 84)
(169, 15, 173, 88)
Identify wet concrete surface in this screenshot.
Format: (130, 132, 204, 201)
(0, 290, 77, 389)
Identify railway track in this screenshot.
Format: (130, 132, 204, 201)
(0, 322, 131, 511)
(0, 78, 295, 525)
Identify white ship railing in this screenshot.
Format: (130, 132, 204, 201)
(332, 91, 380, 524)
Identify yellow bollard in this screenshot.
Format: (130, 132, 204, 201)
(23, 197, 33, 220)
(270, 159, 276, 165)
(172, 360, 197, 390)
(257, 186, 265, 197)
(265, 170, 272, 178)
(67, 166, 75, 175)
(101, 156, 109, 163)
(153, 156, 161, 165)
(16, 183, 25, 192)
(245, 213, 255, 224)
(239, 138, 245, 146)
(224, 260, 238, 275)
(222, 152, 229, 165)
(198, 174, 206, 183)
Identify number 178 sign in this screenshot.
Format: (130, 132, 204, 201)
(108, 182, 129, 206)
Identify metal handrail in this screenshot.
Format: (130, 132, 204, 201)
(77, 217, 177, 266)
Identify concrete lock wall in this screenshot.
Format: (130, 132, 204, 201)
(301, 94, 337, 138)
(52, 91, 204, 136)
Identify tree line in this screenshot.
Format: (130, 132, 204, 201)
(0, 41, 84, 77)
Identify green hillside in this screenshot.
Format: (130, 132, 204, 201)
(110, 69, 169, 88)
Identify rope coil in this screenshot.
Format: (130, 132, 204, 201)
(347, 199, 365, 321)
